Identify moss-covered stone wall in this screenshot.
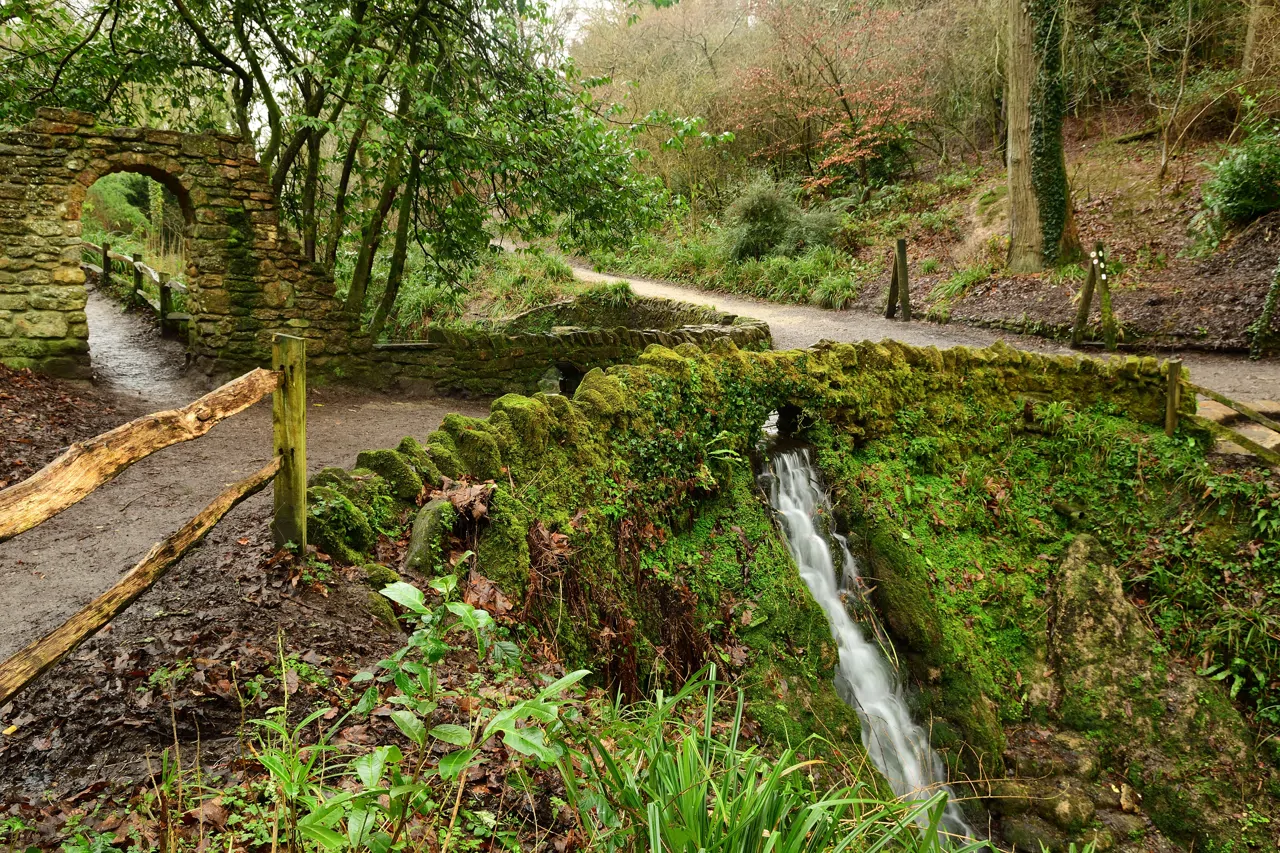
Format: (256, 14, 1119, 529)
(367, 295, 770, 396)
(0, 108, 369, 378)
(309, 340, 1185, 817)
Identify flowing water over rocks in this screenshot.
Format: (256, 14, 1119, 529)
(762, 448, 974, 839)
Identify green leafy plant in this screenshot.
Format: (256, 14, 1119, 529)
(558, 667, 983, 853)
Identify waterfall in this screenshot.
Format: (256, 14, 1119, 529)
(762, 448, 973, 838)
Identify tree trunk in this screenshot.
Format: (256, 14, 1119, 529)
(1243, 0, 1277, 75)
(343, 156, 404, 314)
(1007, 0, 1043, 272)
(302, 130, 321, 263)
(326, 119, 368, 269)
(369, 153, 421, 338)
(1007, 0, 1081, 271)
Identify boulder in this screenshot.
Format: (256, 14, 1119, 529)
(404, 498, 455, 573)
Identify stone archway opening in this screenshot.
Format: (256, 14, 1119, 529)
(0, 109, 363, 380)
(76, 168, 197, 391)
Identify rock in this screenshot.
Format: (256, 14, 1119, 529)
(404, 498, 454, 572)
(354, 449, 423, 502)
(361, 563, 401, 591)
(366, 590, 400, 631)
(307, 485, 375, 564)
(1100, 811, 1147, 839)
(1031, 778, 1095, 833)
(395, 436, 443, 488)
(1049, 535, 1263, 845)
(1002, 813, 1069, 852)
(987, 779, 1032, 815)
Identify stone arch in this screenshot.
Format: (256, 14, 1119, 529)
(0, 108, 367, 379)
(77, 159, 197, 229)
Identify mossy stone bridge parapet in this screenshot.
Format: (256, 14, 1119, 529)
(369, 294, 771, 396)
(315, 337, 1185, 587)
(0, 107, 366, 378)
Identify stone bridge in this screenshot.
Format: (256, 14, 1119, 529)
(0, 108, 365, 379)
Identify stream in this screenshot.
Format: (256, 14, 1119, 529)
(761, 447, 973, 838)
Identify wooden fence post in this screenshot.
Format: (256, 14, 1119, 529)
(1071, 241, 1102, 347)
(1165, 358, 1183, 437)
(272, 334, 307, 552)
(896, 237, 912, 321)
(885, 253, 899, 319)
(131, 253, 143, 305)
(1097, 250, 1118, 351)
(158, 273, 174, 337)
(101, 242, 111, 291)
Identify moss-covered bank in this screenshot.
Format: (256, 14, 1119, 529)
(308, 337, 1280, 847)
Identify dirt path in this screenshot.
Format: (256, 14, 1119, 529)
(0, 290, 488, 660)
(571, 265, 1280, 402)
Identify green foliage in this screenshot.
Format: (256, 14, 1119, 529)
(558, 669, 983, 853)
(929, 265, 991, 301)
(721, 177, 837, 262)
(1202, 126, 1280, 225)
(815, 398, 1280, 731)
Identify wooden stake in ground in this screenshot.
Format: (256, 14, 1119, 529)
(1071, 242, 1102, 347)
(895, 238, 911, 321)
(271, 334, 307, 551)
(0, 368, 279, 543)
(885, 249, 900, 319)
(0, 458, 280, 706)
(1165, 358, 1183, 437)
(100, 241, 111, 291)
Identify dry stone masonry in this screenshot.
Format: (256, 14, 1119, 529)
(0, 107, 365, 378)
(0, 108, 769, 387)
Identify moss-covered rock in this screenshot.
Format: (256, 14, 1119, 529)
(366, 590, 400, 631)
(404, 498, 455, 573)
(361, 563, 401, 590)
(307, 485, 375, 564)
(1049, 535, 1264, 846)
(354, 449, 423, 502)
(396, 436, 443, 488)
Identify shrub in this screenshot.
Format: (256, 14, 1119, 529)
(721, 176, 836, 262)
(1203, 128, 1280, 225)
(722, 177, 799, 261)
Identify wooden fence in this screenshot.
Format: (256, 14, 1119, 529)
(1164, 357, 1280, 467)
(81, 240, 191, 339)
(0, 334, 307, 705)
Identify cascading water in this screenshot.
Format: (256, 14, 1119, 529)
(762, 447, 973, 839)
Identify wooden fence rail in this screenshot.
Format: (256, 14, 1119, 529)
(1164, 359, 1280, 467)
(0, 335, 307, 705)
(81, 240, 191, 339)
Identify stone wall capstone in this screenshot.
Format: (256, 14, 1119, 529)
(0, 108, 366, 378)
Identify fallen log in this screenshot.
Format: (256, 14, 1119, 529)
(0, 368, 279, 543)
(0, 457, 280, 706)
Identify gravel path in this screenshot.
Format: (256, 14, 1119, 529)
(0, 290, 488, 660)
(571, 265, 1280, 402)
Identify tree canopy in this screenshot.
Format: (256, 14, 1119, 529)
(1, 0, 660, 328)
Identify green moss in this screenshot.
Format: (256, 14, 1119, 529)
(361, 563, 401, 590)
(425, 431, 465, 479)
(366, 590, 400, 631)
(307, 485, 375, 564)
(354, 449, 423, 502)
(396, 436, 443, 488)
(441, 415, 504, 480)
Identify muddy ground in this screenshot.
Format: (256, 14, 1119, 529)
(0, 290, 489, 812)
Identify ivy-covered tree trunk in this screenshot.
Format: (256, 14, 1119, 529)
(1007, 0, 1082, 272)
